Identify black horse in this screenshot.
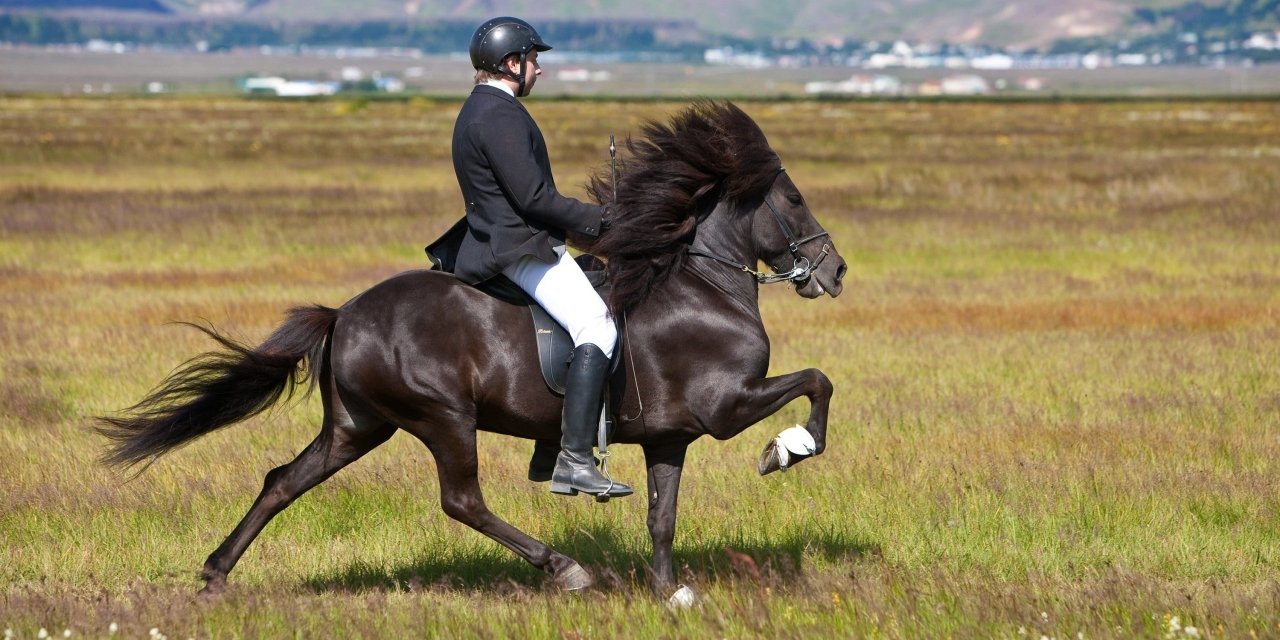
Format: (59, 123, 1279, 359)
(99, 101, 847, 601)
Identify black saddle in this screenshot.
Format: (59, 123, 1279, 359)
(425, 220, 617, 395)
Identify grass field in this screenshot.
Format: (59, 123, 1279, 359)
(1, 96, 1278, 638)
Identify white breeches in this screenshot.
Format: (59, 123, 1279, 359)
(502, 250, 617, 358)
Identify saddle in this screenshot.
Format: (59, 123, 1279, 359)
(425, 219, 618, 396)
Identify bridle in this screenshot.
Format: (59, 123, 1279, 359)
(688, 167, 831, 285)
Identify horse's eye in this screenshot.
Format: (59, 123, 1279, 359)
(788, 195, 803, 206)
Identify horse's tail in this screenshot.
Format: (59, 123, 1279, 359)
(97, 305, 338, 469)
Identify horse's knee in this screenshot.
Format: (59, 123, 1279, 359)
(648, 519, 675, 547)
(811, 369, 833, 397)
(440, 493, 485, 524)
(259, 465, 293, 505)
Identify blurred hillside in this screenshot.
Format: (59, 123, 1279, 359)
(0, 0, 1261, 48)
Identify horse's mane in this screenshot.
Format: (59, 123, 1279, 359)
(576, 100, 781, 314)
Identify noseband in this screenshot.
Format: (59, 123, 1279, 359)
(689, 167, 831, 285)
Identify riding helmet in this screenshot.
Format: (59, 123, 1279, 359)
(469, 17, 552, 73)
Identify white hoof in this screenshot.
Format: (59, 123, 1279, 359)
(554, 563, 594, 591)
(666, 584, 698, 610)
(758, 425, 816, 475)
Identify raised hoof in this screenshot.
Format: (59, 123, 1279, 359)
(666, 584, 698, 610)
(758, 425, 817, 475)
(758, 439, 783, 475)
(553, 563, 594, 591)
(759, 439, 811, 475)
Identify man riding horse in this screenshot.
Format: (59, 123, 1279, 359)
(99, 26, 847, 597)
(433, 17, 631, 499)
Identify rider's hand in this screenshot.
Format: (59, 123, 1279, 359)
(601, 203, 616, 231)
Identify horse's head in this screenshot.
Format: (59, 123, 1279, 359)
(584, 100, 848, 311)
(750, 168, 846, 298)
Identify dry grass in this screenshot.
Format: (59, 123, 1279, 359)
(1, 96, 1278, 638)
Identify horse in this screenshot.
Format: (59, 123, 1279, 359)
(98, 101, 848, 603)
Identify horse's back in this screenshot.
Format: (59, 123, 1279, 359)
(328, 269, 553, 430)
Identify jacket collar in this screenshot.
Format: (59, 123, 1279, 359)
(472, 83, 520, 105)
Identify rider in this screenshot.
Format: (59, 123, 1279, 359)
(443, 17, 631, 499)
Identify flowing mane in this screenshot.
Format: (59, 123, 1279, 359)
(577, 101, 782, 314)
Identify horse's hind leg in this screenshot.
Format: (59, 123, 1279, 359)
(406, 418, 593, 591)
(199, 398, 394, 596)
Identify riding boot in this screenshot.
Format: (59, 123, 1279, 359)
(549, 344, 633, 498)
(529, 439, 599, 482)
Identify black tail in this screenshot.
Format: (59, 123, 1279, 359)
(97, 305, 338, 469)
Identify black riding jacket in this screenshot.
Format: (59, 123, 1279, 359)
(448, 84, 603, 284)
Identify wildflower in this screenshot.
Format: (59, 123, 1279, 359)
(62, 631, 72, 638)
(1169, 616, 1182, 633)
(1042, 611, 1050, 621)
(1018, 626, 1027, 636)
(149, 629, 160, 638)
(1184, 628, 1200, 638)
(38, 629, 49, 639)
(108, 623, 118, 636)
(4, 628, 12, 639)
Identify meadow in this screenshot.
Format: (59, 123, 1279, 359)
(0, 95, 1277, 638)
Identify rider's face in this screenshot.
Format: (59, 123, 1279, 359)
(506, 50, 541, 96)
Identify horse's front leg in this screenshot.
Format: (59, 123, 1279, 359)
(707, 367, 832, 472)
(642, 441, 689, 598)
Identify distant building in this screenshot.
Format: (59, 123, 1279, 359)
(556, 68, 614, 82)
(971, 54, 1013, 70)
(704, 47, 771, 68)
(805, 74, 902, 96)
(240, 76, 339, 97)
(920, 74, 991, 96)
(1018, 77, 1046, 91)
(1244, 32, 1278, 50)
(372, 73, 405, 92)
(941, 74, 990, 95)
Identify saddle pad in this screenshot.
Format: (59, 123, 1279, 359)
(426, 257, 618, 396)
(530, 304, 573, 394)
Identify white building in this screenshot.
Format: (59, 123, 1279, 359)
(805, 74, 902, 96)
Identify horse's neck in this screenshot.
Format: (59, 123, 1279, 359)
(685, 202, 761, 317)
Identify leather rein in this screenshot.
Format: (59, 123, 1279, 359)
(688, 167, 831, 285)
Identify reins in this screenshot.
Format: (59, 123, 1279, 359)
(687, 167, 830, 286)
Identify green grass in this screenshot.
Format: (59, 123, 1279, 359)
(1, 96, 1278, 638)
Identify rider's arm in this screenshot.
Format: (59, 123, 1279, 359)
(472, 121, 603, 237)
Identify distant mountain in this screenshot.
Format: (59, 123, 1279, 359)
(0, 0, 167, 11)
(0, 0, 1245, 48)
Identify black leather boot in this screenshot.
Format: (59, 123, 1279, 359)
(529, 439, 599, 482)
(549, 344, 633, 498)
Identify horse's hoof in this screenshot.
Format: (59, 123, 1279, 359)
(197, 581, 224, 601)
(197, 568, 226, 600)
(666, 584, 698, 610)
(553, 563, 594, 591)
(758, 425, 816, 475)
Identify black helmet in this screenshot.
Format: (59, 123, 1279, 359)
(469, 17, 552, 73)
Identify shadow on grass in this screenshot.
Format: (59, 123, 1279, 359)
(302, 524, 880, 594)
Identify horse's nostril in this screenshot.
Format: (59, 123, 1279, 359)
(835, 262, 847, 283)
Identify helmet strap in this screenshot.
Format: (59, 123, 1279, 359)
(501, 51, 530, 97)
